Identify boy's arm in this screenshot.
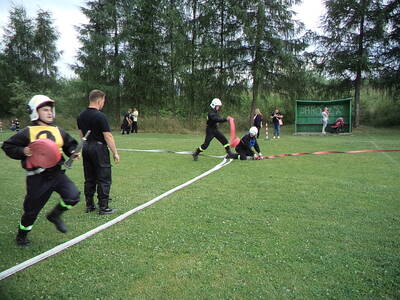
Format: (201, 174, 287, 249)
(254, 140, 261, 154)
(60, 128, 79, 157)
(1, 129, 30, 160)
(208, 110, 227, 123)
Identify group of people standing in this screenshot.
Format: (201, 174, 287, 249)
(2, 90, 119, 246)
(192, 98, 284, 161)
(121, 108, 139, 134)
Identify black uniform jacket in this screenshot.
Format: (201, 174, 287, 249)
(236, 133, 260, 155)
(206, 108, 227, 129)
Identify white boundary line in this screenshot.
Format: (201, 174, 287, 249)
(0, 158, 233, 281)
(368, 140, 400, 169)
(118, 148, 225, 159)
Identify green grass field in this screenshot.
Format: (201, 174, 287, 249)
(0, 126, 399, 299)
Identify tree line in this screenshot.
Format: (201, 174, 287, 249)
(0, 0, 399, 128)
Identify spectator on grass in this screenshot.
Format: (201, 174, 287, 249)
(77, 89, 119, 215)
(1, 95, 81, 246)
(121, 108, 132, 135)
(10, 119, 16, 131)
(253, 108, 263, 139)
(321, 107, 329, 135)
(271, 109, 283, 139)
(131, 108, 139, 133)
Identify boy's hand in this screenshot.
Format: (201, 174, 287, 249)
(23, 147, 32, 157)
(71, 153, 81, 160)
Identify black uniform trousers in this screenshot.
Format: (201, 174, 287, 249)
(21, 169, 80, 228)
(131, 121, 138, 133)
(200, 127, 229, 151)
(82, 141, 112, 204)
(235, 145, 253, 160)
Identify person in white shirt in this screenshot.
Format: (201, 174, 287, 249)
(131, 108, 139, 133)
(321, 107, 329, 135)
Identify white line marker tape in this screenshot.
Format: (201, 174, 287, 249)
(0, 158, 232, 281)
(117, 148, 225, 159)
(369, 140, 400, 169)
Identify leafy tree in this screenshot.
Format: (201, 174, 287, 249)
(0, 53, 14, 117)
(8, 80, 37, 120)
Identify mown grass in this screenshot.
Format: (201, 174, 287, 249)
(0, 125, 399, 299)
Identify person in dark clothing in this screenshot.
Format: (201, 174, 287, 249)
(253, 108, 263, 138)
(1, 95, 81, 246)
(121, 108, 132, 135)
(234, 126, 263, 160)
(77, 89, 120, 215)
(271, 109, 283, 139)
(14, 118, 20, 131)
(192, 98, 235, 161)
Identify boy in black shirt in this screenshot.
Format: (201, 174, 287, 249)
(192, 98, 235, 161)
(234, 126, 263, 160)
(1, 95, 81, 246)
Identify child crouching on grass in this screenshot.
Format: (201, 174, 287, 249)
(231, 126, 263, 160)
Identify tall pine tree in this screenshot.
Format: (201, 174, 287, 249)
(314, 0, 384, 126)
(238, 0, 304, 124)
(34, 9, 61, 90)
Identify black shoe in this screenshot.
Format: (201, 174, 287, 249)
(226, 152, 238, 159)
(192, 152, 198, 161)
(85, 205, 96, 213)
(99, 207, 116, 215)
(16, 235, 30, 247)
(46, 213, 68, 233)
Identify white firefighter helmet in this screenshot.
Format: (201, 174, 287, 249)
(249, 126, 258, 136)
(210, 98, 222, 109)
(27, 95, 55, 121)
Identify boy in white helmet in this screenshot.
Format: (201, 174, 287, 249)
(192, 98, 235, 160)
(1, 95, 81, 246)
(233, 126, 263, 160)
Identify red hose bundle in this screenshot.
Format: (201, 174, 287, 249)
(229, 118, 240, 147)
(26, 138, 61, 169)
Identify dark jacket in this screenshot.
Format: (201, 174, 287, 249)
(206, 108, 227, 129)
(253, 114, 263, 127)
(235, 133, 260, 155)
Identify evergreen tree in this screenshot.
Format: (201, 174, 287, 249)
(375, 0, 400, 98)
(3, 5, 37, 86)
(75, 0, 123, 121)
(121, 0, 167, 111)
(313, 0, 384, 127)
(162, 0, 188, 113)
(34, 9, 61, 90)
(237, 0, 305, 124)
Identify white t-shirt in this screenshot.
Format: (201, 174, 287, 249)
(321, 111, 328, 122)
(132, 111, 138, 122)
